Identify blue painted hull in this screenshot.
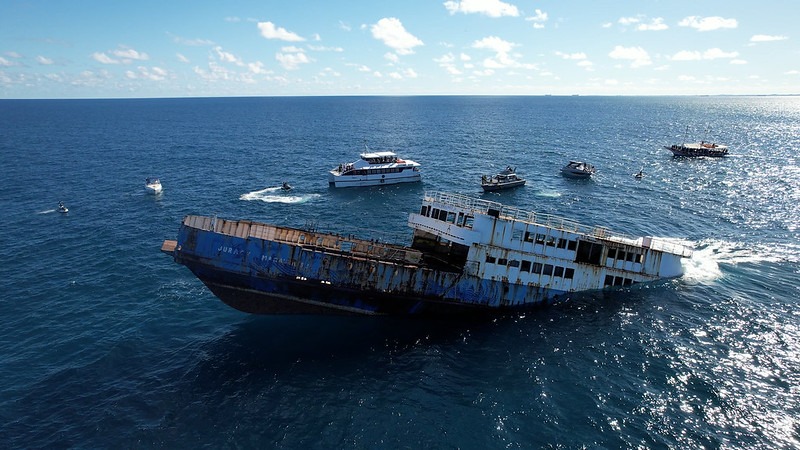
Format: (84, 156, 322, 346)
(172, 223, 566, 316)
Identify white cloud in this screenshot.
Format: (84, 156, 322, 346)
(618, 17, 640, 26)
(214, 46, 244, 66)
(371, 18, 424, 55)
(555, 51, 586, 60)
(678, 16, 738, 32)
(177, 53, 190, 63)
(703, 48, 738, 59)
(0, 56, 17, 67)
(671, 48, 738, 61)
(384, 52, 400, 63)
(112, 48, 149, 61)
(785, 70, 799, 75)
(525, 9, 547, 28)
(444, 0, 520, 18)
(730, 59, 748, 65)
(671, 50, 701, 61)
(92, 52, 119, 64)
(608, 45, 651, 68)
(248, 61, 270, 74)
(472, 36, 534, 69)
(36, 55, 54, 65)
(125, 66, 168, 81)
(307, 45, 344, 52)
(258, 21, 305, 42)
(339, 21, 352, 32)
(750, 34, 788, 42)
(473, 36, 514, 54)
(276, 49, 310, 70)
(638, 18, 667, 31)
(435, 52, 462, 75)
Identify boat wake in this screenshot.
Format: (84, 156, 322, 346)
(38, 209, 57, 214)
(240, 187, 320, 204)
(681, 239, 793, 284)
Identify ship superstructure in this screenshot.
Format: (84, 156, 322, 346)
(162, 191, 692, 315)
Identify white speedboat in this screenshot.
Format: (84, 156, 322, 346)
(561, 161, 596, 178)
(145, 177, 163, 194)
(281, 182, 293, 191)
(481, 166, 526, 191)
(329, 147, 421, 188)
(58, 201, 69, 214)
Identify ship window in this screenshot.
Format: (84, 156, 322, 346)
(521, 260, 531, 272)
(635, 254, 643, 264)
(623, 278, 633, 286)
(498, 258, 508, 266)
(614, 277, 624, 286)
(524, 231, 534, 243)
(485, 255, 496, 264)
(564, 268, 575, 279)
(604, 275, 614, 286)
(617, 251, 626, 261)
(532, 262, 543, 274)
(508, 260, 520, 268)
(420, 205, 429, 216)
(567, 240, 577, 251)
(512, 229, 523, 240)
(546, 237, 556, 247)
(457, 212, 465, 226)
(575, 241, 604, 265)
(557, 239, 567, 249)
(543, 264, 553, 276)
(438, 210, 448, 221)
(535, 234, 546, 244)
(607, 248, 617, 260)
(464, 215, 474, 229)
(554, 266, 564, 277)
(625, 252, 634, 262)
(446, 212, 456, 223)
(431, 208, 439, 219)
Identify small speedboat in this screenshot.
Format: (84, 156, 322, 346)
(634, 169, 644, 179)
(281, 182, 293, 191)
(481, 166, 526, 191)
(145, 177, 163, 194)
(561, 161, 596, 178)
(58, 201, 69, 214)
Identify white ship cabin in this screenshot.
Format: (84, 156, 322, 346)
(407, 192, 693, 293)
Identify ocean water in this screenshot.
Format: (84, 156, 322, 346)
(1, 96, 798, 448)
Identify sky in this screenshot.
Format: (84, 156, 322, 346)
(1, 0, 798, 98)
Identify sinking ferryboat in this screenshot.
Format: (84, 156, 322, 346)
(162, 191, 693, 316)
(328, 147, 421, 188)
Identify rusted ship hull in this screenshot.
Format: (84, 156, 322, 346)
(165, 216, 565, 316)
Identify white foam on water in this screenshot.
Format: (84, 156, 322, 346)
(38, 209, 57, 214)
(681, 239, 791, 284)
(240, 187, 321, 204)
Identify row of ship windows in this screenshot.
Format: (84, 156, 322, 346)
(523, 232, 578, 250)
(485, 255, 576, 279)
(605, 275, 635, 287)
(422, 206, 475, 228)
(608, 248, 643, 264)
(346, 168, 404, 176)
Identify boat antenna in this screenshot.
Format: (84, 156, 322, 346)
(363, 139, 369, 152)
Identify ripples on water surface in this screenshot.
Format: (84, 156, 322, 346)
(0, 96, 798, 448)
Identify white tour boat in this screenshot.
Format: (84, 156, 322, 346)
(145, 177, 163, 194)
(329, 149, 421, 188)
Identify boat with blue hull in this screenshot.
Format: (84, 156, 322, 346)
(162, 192, 693, 315)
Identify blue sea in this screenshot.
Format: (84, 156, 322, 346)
(1, 96, 799, 448)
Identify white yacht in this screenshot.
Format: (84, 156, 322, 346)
(329, 149, 421, 188)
